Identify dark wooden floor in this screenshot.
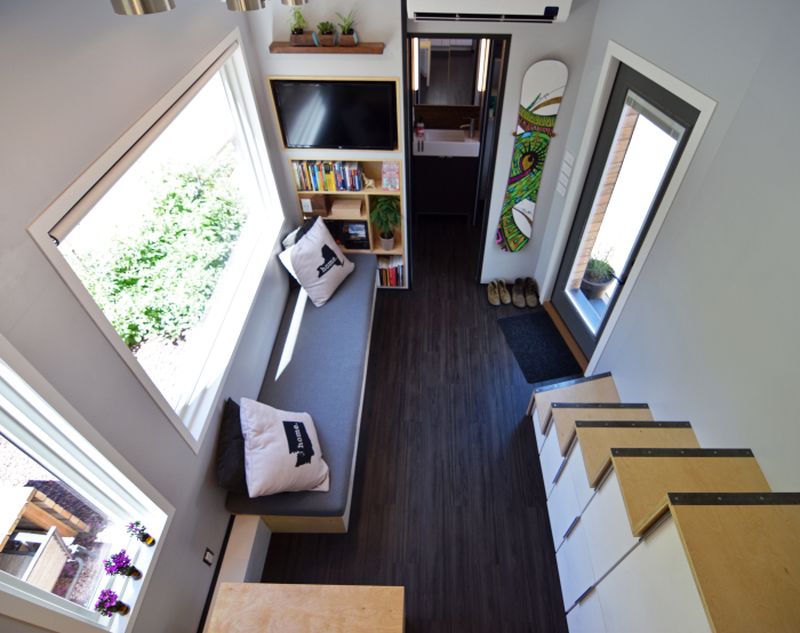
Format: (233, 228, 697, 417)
(262, 217, 567, 633)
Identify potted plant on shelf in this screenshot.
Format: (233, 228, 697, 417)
(314, 21, 336, 47)
(126, 521, 156, 546)
(95, 589, 130, 617)
(370, 196, 401, 251)
(336, 10, 358, 47)
(289, 7, 313, 47)
(580, 255, 616, 300)
(103, 549, 142, 579)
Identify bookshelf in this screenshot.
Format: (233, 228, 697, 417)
(289, 158, 407, 289)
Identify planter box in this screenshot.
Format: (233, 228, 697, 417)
(290, 32, 315, 47)
(316, 33, 335, 47)
(339, 32, 358, 47)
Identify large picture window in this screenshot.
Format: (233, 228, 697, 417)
(30, 36, 283, 449)
(0, 335, 170, 633)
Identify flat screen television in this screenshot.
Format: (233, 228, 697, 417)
(271, 79, 398, 150)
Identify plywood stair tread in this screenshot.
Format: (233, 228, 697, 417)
(612, 448, 771, 537)
(551, 402, 652, 456)
(669, 492, 800, 633)
(575, 421, 699, 487)
(533, 373, 619, 433)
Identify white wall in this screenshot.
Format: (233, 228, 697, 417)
(408, 0, 599, 284)
(539, 0, 800, 489)
(0, 2, 290, 631)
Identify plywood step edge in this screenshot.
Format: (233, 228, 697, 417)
(553, 402, 649, 410)
(669, 492, 800, 506)
(612, 448, 753, 458)
(575, 420, 690, 429)
(532, 371, 612, 394)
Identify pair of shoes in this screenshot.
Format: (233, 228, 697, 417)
(487, 281, 500, 306)
(497, 280, 511, 305)
(511, 277, 540, 308)
(524, 277, 539, 308)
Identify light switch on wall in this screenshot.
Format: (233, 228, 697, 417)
(203, 547, 215, 566)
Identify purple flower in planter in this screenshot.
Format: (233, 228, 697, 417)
(126, 521, 146, 538)
(95, 589, 120, 616)
(103, 549, 132, 575)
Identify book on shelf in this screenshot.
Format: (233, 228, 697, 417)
(378, 255, 404, 287)
(381, 161, 401, 191)
(292, 160, 363, 192)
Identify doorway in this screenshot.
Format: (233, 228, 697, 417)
(405, 34, 510, 280)
(552, 64, 700, 357)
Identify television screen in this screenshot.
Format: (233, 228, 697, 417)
(271, 80, 398, 150)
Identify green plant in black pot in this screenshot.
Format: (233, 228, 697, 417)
(315, 21, 336, 47)
(581, 255, 616, 299)
(289, 8, 313, 46)
(336, 10, 358, 46)
(370, 196, 401, 251)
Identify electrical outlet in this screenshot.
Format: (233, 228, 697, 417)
(203, 547, 215, 566)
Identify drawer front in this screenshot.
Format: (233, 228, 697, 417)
(540, 426, 565, 499)
(581, 469, 639, 580)
(556, 517, 597, 610)
(547, 464, 580, 551)
(565, 441, 594, 513)
(596, 518, 711, 633)
(566, 588, 606, 633)
(532, 409, 547, 454)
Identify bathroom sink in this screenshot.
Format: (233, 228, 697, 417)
(413, 128, 480, 158)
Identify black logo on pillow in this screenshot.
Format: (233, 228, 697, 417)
(282, 421, 315, 467)
(317, 244, 343, 278)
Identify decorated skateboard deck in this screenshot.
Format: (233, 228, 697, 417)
(497, 60, 568, 252)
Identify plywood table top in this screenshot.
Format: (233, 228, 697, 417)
(575, 421, 699, 487)
(670, 493, 800, 633)
(206, 583, 405, 633)
(612, 449, 770, 536)
(533, 374, 619, 433)
(551, 403, 652, 456)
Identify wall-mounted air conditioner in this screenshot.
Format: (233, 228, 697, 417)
(407, 0, 572, 23)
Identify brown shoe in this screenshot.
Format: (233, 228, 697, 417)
(487, 281, 500, 306)
(497, 280, 511, 305)
(524, 277, 539, 308)
(512, 278, 526, 308)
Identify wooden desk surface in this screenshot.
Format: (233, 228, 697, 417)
(612, 449, 770, 536)
(670, 494, 800, 633)
(207, 583, 405, 633)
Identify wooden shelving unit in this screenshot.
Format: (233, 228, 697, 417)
(290, 158, 406, 289)
(269, 42, 385, 55)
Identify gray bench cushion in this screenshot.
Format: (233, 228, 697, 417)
(225, 254, 376, 517)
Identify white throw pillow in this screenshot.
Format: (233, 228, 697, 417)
(288, 217, 354, 307)
(239, 398, 330, 497)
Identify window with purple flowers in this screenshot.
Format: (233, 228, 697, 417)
(0, 335, 170, 632)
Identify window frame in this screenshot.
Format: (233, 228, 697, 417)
(0, 333, 174, 633)
(28, 29, 283, 453)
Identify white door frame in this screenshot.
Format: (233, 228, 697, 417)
(540, 41, 716, 373)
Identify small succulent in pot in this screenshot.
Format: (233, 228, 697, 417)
(336, 10, 358, 46)
(315, 21, 336, 47)
(103, 549, 141, 579)
(126, 521, 156, 546)
(95, 589, 129, 617)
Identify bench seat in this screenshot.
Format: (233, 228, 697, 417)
(225, 254, 377, 532)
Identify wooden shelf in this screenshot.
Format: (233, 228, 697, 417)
(269, 42, 386, 55)
(297, 188, 400, 197)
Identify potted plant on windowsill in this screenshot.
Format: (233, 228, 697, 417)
(289, 7, 313, 47)
(580, 255, 616, 300)
(127, 521, 156, 546)
(103, 549, 142, 579)
(314, 21, 336, 47)
(95, 590, 130, 617)
(336, 10, 359, 47)
(370, 196, 401, 251)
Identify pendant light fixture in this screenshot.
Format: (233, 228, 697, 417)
(226, 0, 266, 10)
(110, 0, 175, 15)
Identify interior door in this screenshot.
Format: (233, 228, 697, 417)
(552, 64, 699, 357)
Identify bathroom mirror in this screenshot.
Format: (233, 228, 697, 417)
(415, 38, 481, 106)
